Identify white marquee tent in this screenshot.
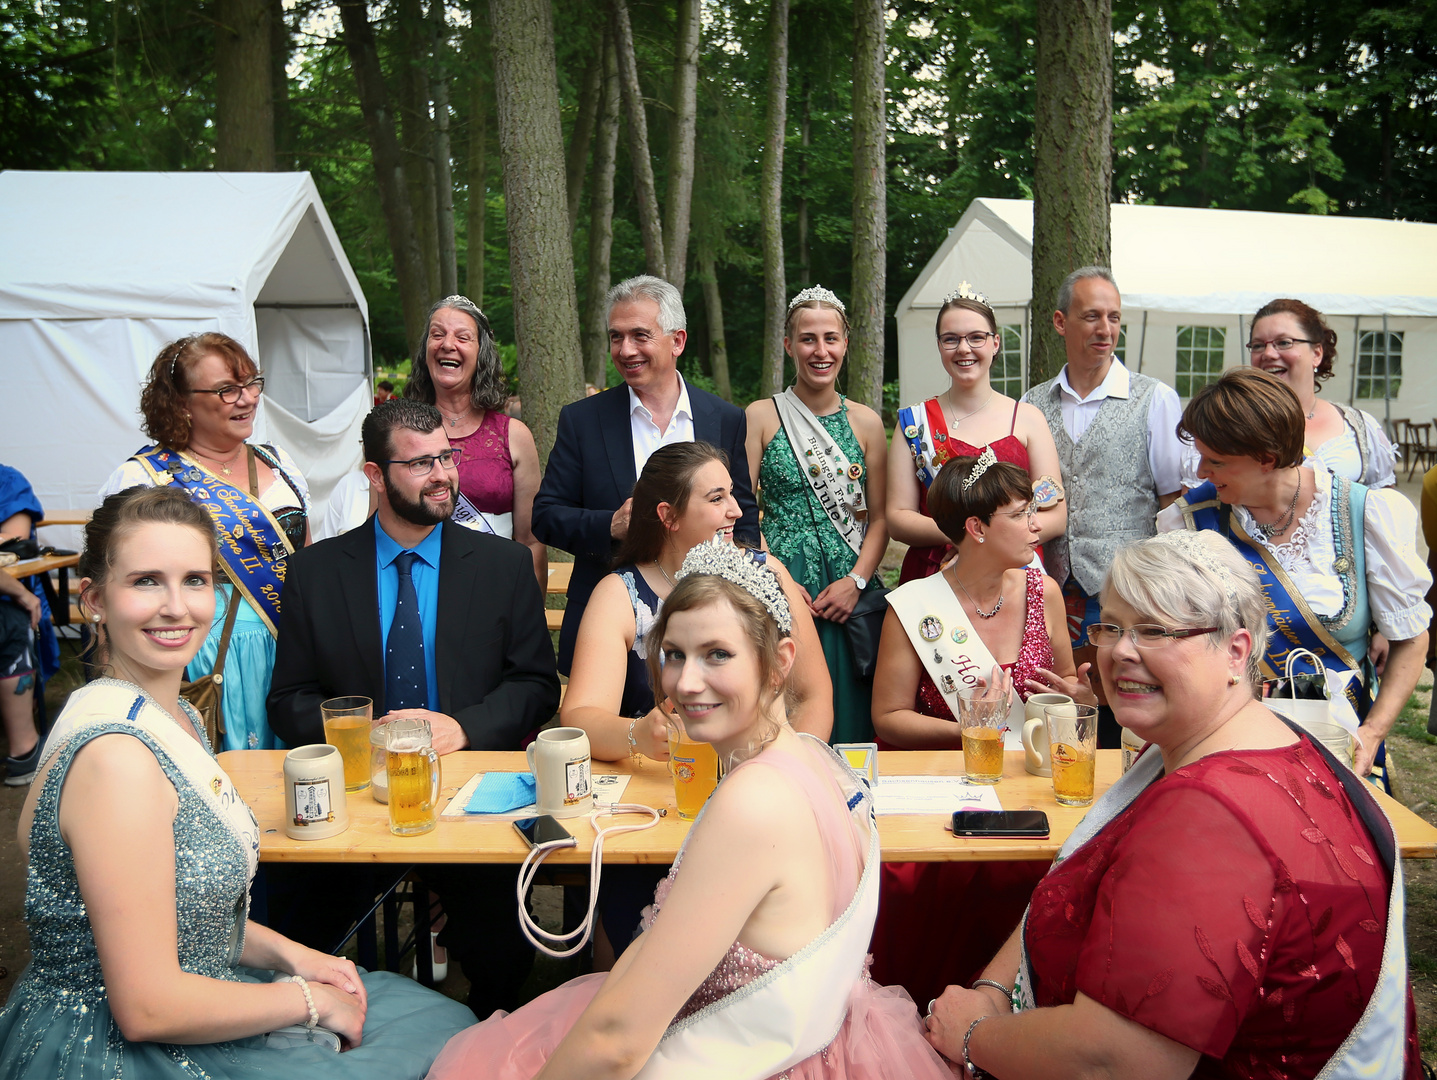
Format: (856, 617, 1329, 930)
(897, 198, 1437, 444)
(0, 170, 371, 539)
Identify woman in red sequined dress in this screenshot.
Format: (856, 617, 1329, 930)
(870, 454, 1095, 1011)
(887, 286, 1065, 583)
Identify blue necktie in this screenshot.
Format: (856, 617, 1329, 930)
(385, 551, 428, 711)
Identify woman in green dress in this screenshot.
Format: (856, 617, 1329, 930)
(745, 286, 889, 743)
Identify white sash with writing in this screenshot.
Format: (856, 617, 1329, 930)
(773, 389, 867, 558)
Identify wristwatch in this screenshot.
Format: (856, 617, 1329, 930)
(847, 571, 867, 590)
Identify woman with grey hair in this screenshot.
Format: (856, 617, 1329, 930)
(925, 529, 1420, 1080)
(405, 296, 545, 587)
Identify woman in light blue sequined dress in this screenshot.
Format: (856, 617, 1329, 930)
(0, 486, 471, 1079)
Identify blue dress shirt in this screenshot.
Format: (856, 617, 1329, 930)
(374, 516, 442, 711)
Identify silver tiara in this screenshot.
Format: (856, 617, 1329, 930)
(787, 285, 845, 314)
(961, 446, 999, 491)
(676, 540, 793, 635)
(1150, 531, 1240, 602)
(942, 281, 990, 308)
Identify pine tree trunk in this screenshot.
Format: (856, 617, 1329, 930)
(611, 0, 667, 280)
(847, 0, 886, 408)
(489, 0, 586, 465)
(697, 242, 732, 402)
(339, 0, 430, 351)
(662, 0, 700, 295)
(431, 0, 458, 297)
(215, 0, 275, 170)
(759, 0, 789, 399)
(465, 20, 488, 304)
(584, 35, 621, 388)
(566, 51, 603, 237)
(797, 80, 810, 284)
(270, 0, 291, 169)
(1030, 0, 1112, 385)
(397, 0, 439, 299)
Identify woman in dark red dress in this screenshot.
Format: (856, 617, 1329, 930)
(925, 530, 1421, 1080)
(887, 284, 1065, 583)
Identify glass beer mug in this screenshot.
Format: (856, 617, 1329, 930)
(385, 718, 441, 836)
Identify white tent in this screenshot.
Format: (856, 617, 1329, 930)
(0, 170, 371, 540)
(896, 199, 1437, 440)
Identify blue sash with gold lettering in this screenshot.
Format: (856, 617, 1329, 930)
(129, 446, 293, 636)
(1174, 479, 1372, 720)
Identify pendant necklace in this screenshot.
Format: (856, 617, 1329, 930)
(193, 446, 244, 476)
(946, 390, 994, 429)
(951, 569, 1004, 618)
(1246, 471, 1302, 541)
(655, 561, 677, 588)
(441, 405, 473, 429)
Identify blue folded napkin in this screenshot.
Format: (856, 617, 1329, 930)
(466, 772, 537, 814)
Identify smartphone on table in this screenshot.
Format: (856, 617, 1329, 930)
(951, 810, 1050, 838)
(513, 814, 577, 849)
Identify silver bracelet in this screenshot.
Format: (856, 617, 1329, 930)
(962, 1015, 989, 1080)
(971, 978, 1012, 1002)
(627, 716, 643, 769)
(288, 975, 319, 1029)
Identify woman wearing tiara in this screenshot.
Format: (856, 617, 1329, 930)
(744, 285, 889, 743)
(427, 540, 951, 1080)
(869, 450, 1094, 1013)
(888, 284, 1065, 584)
(0, 486, 473, 1079)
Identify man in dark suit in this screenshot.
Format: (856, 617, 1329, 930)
(268, 398, 560, 1017)
(533, 274, 759, 674)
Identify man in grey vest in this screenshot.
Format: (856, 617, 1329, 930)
(1023, 267, 1185, 744)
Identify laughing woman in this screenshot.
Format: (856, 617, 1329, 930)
(887, 284, 1065, 584)
(745, 286, 889, 743)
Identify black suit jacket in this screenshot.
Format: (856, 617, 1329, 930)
(267, 518, 560, 750)
(531, 382, 759, 674)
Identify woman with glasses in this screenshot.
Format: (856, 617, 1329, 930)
(1160, 367, 1430, 792)
(888, 285, 1065, 584)
(925, 530, 1421, 1080)
(100, 333, 308, 752)
(1183, 298, 1396, 489)
(404, 296, 545, 589)
(868, 452, 1093, 1011)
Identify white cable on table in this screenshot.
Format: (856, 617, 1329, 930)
(516, 803, 662, 958)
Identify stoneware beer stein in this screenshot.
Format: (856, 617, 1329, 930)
(283, 744, 349, 841)
(526, 726, 593, 819)
(386, 718, 441, 836)
(1021, 693, 1070, 777)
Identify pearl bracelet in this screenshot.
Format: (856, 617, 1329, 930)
(287, 975, 319, 1029)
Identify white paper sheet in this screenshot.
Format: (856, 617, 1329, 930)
(872, 775, 1005, 816)
(441, 772, 632, 819)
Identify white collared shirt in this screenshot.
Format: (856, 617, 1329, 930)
(1052, 359, 1185, 495)
(629, 373, 696, 477)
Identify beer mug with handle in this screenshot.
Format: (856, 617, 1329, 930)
(385, 718, 441, 836)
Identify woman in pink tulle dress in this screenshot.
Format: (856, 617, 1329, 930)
(426, 542, 954, 1080)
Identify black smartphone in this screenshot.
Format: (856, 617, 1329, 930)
(951, 810, 1050, 838)
(513, 814, 577, 850)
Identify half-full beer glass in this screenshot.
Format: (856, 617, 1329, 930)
(321, 695, 372, 792)
(385, 718, 440, 835)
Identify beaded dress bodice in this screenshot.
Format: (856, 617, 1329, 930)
(21, 720, 251, 1003)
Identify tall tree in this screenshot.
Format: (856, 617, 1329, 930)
(214, 0, 274, 170)
(397, 0, 439, 298)
(339, 0, 431, 350)
(848, 0, 886, 408)
(431, 0, 458, 296)
(1030, 0, 1112, 384)
(584, 35, 622, 388)
(696, 240, 733, 401)
(489, 0, 585, 464)
(566, 51, 602, 237)
(269, 0, 292, 169)
(465, 18, 489, 304)
(662, 0, 701, 294)
(758, 0, 789, 398)
(611, 0, 667, 280)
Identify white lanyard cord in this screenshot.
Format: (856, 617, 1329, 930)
(516, 803, 663, 958)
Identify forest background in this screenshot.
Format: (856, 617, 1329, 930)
(4, 0, 1437, 462)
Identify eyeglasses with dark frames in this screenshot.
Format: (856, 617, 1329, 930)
(937, 332, 997, 351)
(189, 376, 266, 404)
(1087, 623, 1219, 649)
(1245, 337, 1318, 356)
(386, 448, 464, 476)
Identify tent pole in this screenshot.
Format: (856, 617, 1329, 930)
(1237, 314, 1245, 366)
(1136, 310, 1147, 373)
(1022, 302, 1031, 391)
(1382, 313, 1392, 439)
(1348, 315, 1360, 407)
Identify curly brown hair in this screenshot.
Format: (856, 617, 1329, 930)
(1251, 298, 1339, 389)
(138, 333, 259, 450)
